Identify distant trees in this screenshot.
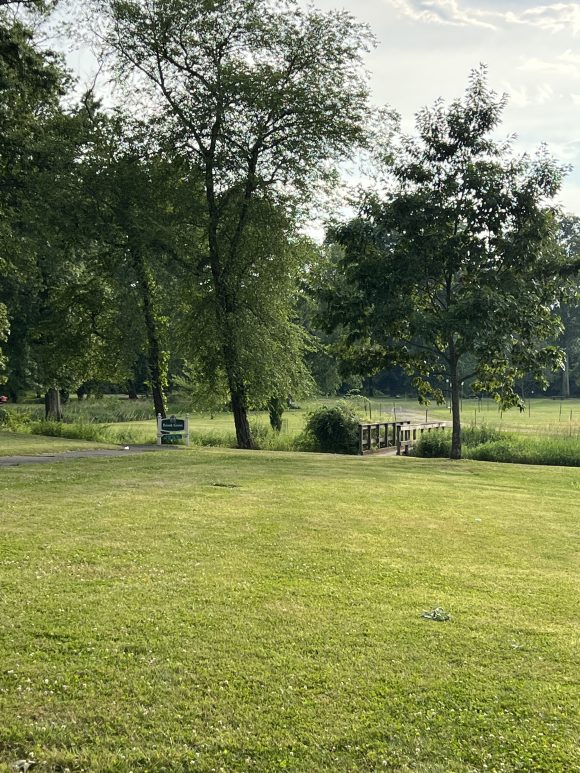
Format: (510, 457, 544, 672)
(323, 69, 576, 459)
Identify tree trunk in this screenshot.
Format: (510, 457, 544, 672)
(268, 396, 284, 432)
(450, 367, 462, 460)
(45, 387, 63, 421)
(231, 386, 254, 449)
(127, 381, 138, 400)
(562, 351, 570, 399)
(133, 250, 167, 419)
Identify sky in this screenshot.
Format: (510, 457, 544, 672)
(61, 0, 580, 215)
(310, 0, 580, 215)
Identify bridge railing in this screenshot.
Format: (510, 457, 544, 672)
(358, 420, 447, 456)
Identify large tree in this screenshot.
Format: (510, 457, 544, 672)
(323, 68, 573, 459)
(0, 4, 67, 405)
(77, 112, 203, 418)
(91, 0, 372, 448)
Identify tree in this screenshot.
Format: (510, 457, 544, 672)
(78, 112, 203, 418)
(0, 6, 68, 407)
(323, 68, 573, 459)
(0, 9, 137, 415)
(91, 0, 372, 448)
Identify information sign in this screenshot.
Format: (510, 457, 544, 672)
(161, 417, 185, 432)
(157, 414, 189, 446)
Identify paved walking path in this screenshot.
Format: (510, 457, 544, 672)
(0, 445, 181, 468)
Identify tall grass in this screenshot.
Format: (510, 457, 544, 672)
(414, 424, 580, 467)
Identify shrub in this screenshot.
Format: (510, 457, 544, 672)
(413, 431, 451, 458)
(0, 408, 33, 431)
(302, 402, 360, 454)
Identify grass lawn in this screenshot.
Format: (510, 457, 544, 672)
(0, 431, 115, 457)
(0, 450, 578, 771)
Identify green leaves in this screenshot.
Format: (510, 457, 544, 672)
(325, 68, 575, 457)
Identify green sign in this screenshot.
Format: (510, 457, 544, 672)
(161, 416, 185, 432)
(161, 433, 182, 444)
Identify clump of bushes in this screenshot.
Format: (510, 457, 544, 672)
(301, 402, 360, 454)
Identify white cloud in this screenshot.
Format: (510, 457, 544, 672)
(389, 0, 497, 28)
(511, 4, 580, 35)
(517, 48, 580, 81)
(389, 0, 580, 35)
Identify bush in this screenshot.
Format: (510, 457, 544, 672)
(0, 408, 33, 431)
(302, 402, 360, 454)
(413, 431, 451, 458)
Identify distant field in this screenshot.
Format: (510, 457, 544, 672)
(0, 450, 578, 771)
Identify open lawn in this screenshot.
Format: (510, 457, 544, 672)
(0, 449, 578, 771)
(0, 432, 115, 457)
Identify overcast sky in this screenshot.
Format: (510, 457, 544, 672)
(308, 0, 580, 215)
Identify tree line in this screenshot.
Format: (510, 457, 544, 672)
(1, 0, 579, 458)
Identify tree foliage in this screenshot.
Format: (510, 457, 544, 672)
(91, 0, 372, 447)
(323, 68, 573, 458)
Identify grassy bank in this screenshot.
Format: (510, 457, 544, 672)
(0, 450, 578, 771)
(0, 431, 115, 456)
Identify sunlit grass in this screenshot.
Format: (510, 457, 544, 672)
(0, 450, 578, 771)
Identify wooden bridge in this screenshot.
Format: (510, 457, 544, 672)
(358, 420, 448, 456)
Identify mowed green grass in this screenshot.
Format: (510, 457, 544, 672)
(0, 450, 578, 772)
(0, 431, 114, 456)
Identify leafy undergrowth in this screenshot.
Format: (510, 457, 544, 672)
(414, 425, 580, 466)
(0, 451, 578, 771)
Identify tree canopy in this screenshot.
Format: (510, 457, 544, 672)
(87, 0, 373, 447)
(322, 68, 574, 458)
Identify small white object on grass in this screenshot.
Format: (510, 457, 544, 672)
(12, 760, 36, 772)
(123, 446, 130, 450)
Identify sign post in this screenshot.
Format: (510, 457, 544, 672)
(157, 414, 190, 446)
